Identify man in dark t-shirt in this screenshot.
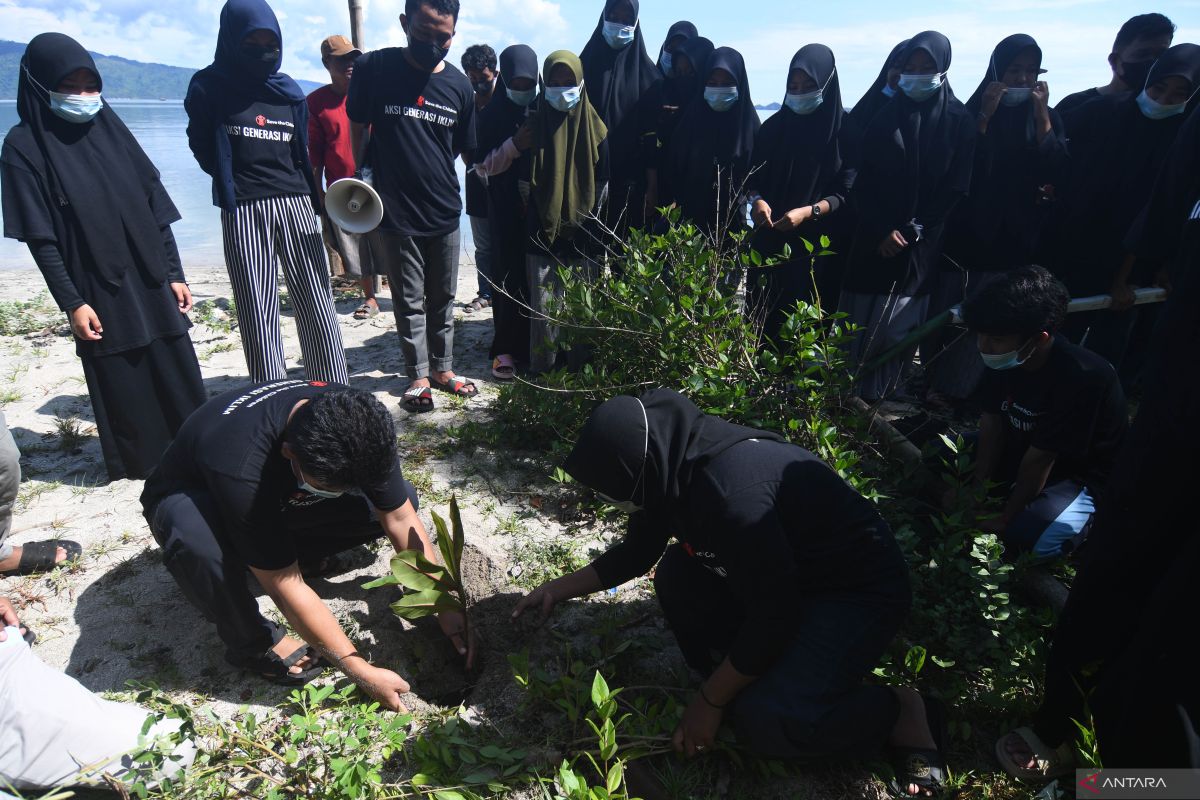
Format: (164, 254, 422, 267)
(141, 381, 471, 709)
(346, 0, 479, 414)
(1056, 13, 1174, 113)
(962, 267, 1128, 559)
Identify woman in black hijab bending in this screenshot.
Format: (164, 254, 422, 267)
(1042, 43, 1200, 381)
(840, 32, 976, 402)
(928, 34, 1068, 402)
(747, 45, 856, 340)
(473, 44, 540, 379)
(513, 390, 947, 797)
(665, 47, 761, 238)
(1, 33, 205, 482)
(580, 0, 661, 231)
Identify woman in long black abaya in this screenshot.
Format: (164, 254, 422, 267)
(1, 33, 205, 481)
(839, 32, 975, 402)
(747, 44, 855, 340)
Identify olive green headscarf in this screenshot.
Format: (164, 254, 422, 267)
(531, 50, 608, 245)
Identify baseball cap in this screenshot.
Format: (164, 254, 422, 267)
(321, 35, 361, 59)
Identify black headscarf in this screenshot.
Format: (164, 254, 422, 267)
(580, 0, 661, 177)
(562, 389, 783, 510)
(477, 44, 539, 157)
(1125, 104, 1200, 266)
(846, 39, 909, 144)
(669, 35, 714, 107)
(2, 33, 179, 288)
(752, 44, 844, 215)
(666, 47, 761, 227)
(209, 0, 304, 104)
(657, 21, 698, 72)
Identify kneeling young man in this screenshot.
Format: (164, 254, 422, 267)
(140, 380, 470, 710)
(962, 266, 1128, 558)
(514, 389, 945, 798)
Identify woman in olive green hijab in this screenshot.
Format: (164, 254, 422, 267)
(520, 49, 609, 373)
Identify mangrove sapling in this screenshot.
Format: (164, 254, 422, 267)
(363, 496, 472, 658)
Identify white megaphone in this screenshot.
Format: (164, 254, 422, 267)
(325, 175, 384, 234)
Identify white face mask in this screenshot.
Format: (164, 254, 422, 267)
(1136, 89, 1188, 120)
(660, 51, 674, 75)
(545, 83, 583, 112)
(980, 337, 1036, 370)
(602, 20, 637, 50)
(898, 72, 944, 101)
(49, 91, 103, 123)
(1001, 87, 1033, 106)
(783, 67, 835, 115)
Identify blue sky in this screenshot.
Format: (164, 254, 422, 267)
(2, 1, 1198, 104)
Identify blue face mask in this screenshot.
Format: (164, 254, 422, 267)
(704, 85, 739, 112)
(602, 20, 637, 50)
(980, 337, 1035, 371)
(784, 89, 823, 115)
(898, 72, 944, 102)
(660, 51, 674, 76)
(545, 84, 583, 112)
(1136, 89, 1188, 120)
(882, 84, 897, 98)
(49, 91, 103, 124)
(507, 86, 537, 107)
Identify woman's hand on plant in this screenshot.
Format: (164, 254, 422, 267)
(437, 609, 476, 669)
(751, 199, 773, 228)
(69, 304, 103, 341)
(353, 663, 411, 713)
(511, 580, 560, 623)
(773, 206, 812, 232)
(673, 693, 722, 758)
(171, 282, 194, 314)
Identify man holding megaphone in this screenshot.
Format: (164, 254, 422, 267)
(308, 34, 381, 321)
(346, 0, 481, 414)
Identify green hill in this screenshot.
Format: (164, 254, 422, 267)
(0, 40, 321, 100)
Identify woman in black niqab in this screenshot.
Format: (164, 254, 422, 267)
(665, 47, 761, 236)
(928, 34, 1068, 401)
(475, 44, 540, 371)
(1, 33, 205, 481)
(747, 44, 855, 337)
(840, 31, 976, 402)
(580, 0, 661, 227)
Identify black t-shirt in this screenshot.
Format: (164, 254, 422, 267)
(346, 50, 477, 236)
(141, 380, 411, 571)
(590, 439, 908, 676)
(978, 337, 1128, 490)
(225, 101, 312, 203)
(1055, 87, 1101, 115)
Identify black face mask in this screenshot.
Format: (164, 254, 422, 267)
(407, 37, 450, 71)
(1120, 59, 1154, 91)
(241, 44, 280, 79)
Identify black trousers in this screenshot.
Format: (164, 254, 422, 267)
(146, 487, 412, 664)
(653, 543, 911, 760)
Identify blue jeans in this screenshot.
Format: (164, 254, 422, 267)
(653, 543, 910, 760)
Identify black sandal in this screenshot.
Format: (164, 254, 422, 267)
(236, 643, 324, 687)
(21, 626, 36, 646)
(0, 540, 83, 577)
(888, 696, 949, 798)
(401, 385, 435, 414)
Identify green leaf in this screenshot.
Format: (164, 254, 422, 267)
(411, 773, 433, 787)
(360, 573, 400, 590)
(390, 589, 464, 620)
(433, 792, 468, 800)
(389, 550, 457, 594)
(591, 671, 610, 710)
(905, 645, 927, 676)
(606, 762, 623, 793)
(449, 495, 466, 584)
(432, 510, 456, 584)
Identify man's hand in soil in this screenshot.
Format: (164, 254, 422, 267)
(511, 567, 603, 624)
(673, 693, 722, 757)
(438, 610, 476, 669)
(345, 657, 411, 713)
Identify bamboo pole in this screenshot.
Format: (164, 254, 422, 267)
(348, 1, 365, 49)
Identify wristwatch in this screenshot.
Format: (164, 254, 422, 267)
(810, 203, 822, 220)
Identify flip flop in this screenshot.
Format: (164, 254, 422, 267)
(0, 540, 83, 577)
(465, 296, 491, 313)
(492, 355, 516, 381)
(888, 695, 949, 798)
(352, 303, 379, 320)
(429, 375, 479, 399)
(995, 726, 1076, 781)
(401, 385, 435, 414)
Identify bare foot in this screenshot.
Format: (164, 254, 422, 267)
(889, 687, 939, 797)
(0, 544, 69, 573)
(1001, 731, 1039, 771)
(271, 636, 317, 675)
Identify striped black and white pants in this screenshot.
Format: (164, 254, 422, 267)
(221, 194, 348, 384)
